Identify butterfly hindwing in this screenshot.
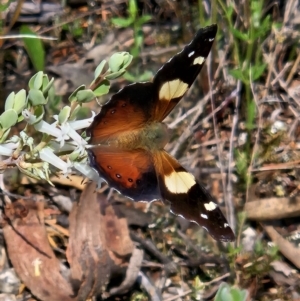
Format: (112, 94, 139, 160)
(154, 151, 235, 242)
(88, 146, 159, 201)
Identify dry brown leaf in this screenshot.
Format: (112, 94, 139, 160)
(101, 203, 134, 257)
(66, 181, 136, 299)
(2, 200, 75, 301)
(66, 182, 112, 300)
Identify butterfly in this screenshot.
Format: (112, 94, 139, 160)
(86, 24, 235, 242)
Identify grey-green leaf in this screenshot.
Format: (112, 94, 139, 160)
(0, 109, 18, 129)
(69, 85, 86, 102)
(93, 80, 110, 97)
(13, 89, 27, 114)
(94, 60, 107, 79)
(34, 71, 44, 90)
(5, 92, 15, 111)
(105, 69, 126, 80)
(109, 52, 125, 72)
(58, 106, 71, 124)
(29, 89, 47, 105)
(76, 90, 96, 103)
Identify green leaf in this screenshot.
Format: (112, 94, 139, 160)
(231, 289, 244, 301)
(29, 89, 47, 105)
(111, 17, 134, 27)
(246, 100, 256, 130)
(128, 0, 138, 19)
(33, 71, 44, 89)
(231, 28, 249, 41)
(0, 109, 18, 129)
(235, 151, 248, 177)
(0, 128, 11, 144)
(58, 106, 71, 124)
(69, 85, 86, 102)
(33, 105, 45, 124)
(123, 70, 152, 82)
(69, 104, 81, 121)
(28, 73, 38, 89)
(5, 92, 15, 111)
(229, 68, 247, 82)
(109, 53, 124, 72)
(13, 89, 27, 114)
(93, 80, 110, 97)
(42, 77, 54, 95)
(17, 115, 25, 122)
(94, 60, 107, 79)
(251, 63, 267, 80)
(105, 69, 126, 80)
(215, 283, 247, 301)
(109, 52, 132, 72)
(134, 30, 144, 48)
(76, 89, 96, 103)
(20, 25, 45, 71)
(136, 15, 152, 27)
(121, 52, 133, 69)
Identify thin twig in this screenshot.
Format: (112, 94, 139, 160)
(226, 82, 241, 236)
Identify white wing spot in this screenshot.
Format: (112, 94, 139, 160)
(209, 38, 214, 42)
(224, 223, 229, 228)
(204, 201, 217, 211)
(159, 80, 189, 101)
(201, 213, 208, 219)
(193, 56, 205, 65)
(188, 51, 195, 57)
(165, 171, 196, 194)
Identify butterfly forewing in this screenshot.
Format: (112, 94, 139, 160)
(86, 82, 156, 144)
(153, 24, 217, 121)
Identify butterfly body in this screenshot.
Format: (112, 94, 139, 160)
(87, 24, 235, 242)
(90, 119, 170, 151)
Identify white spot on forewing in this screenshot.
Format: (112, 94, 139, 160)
(224, 223, 229, 228)
(209, 38, 214, 42)
(193, 56, 205, 65)
(159, 80, 189, 101)
(164, 171, 196, 194)
(188, 51, 195, 57)
(204, 201, 217, 211)
(201, 214, 208, 219)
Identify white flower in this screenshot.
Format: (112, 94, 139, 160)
(0, 145, 14, 156)
(39, 148, 70, 175)
(55, 123, 70, 148)
(34, 120, 61, 138)
(68, 111, 96, 130)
